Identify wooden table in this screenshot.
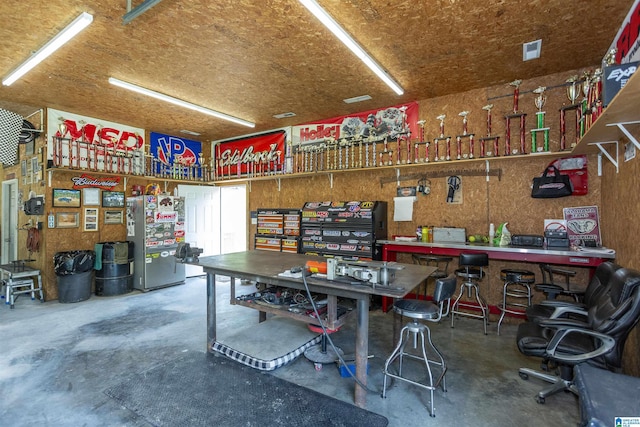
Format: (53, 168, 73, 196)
(191, 250, 433, 408)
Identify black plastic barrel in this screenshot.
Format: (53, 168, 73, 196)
(54, 250, 96, 303)
(95, 241, 134, 296)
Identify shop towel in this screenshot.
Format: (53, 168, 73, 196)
(114, 242, 129, 264)
(94, 243, 103, 270)
(393, 196, 416, 222)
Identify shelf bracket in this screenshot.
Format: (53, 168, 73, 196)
(607, 120, 640, 151)
(329, 173, 333, 189)
(396, 168, 400, 186)
(248, 180, 252, 193)
(590, 141, 619, 175)
(277, 178, 281, 192)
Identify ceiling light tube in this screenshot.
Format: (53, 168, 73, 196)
(299, 0, 404, 96)
(108, 77, 255, 128)
(2, 12, 93, 86)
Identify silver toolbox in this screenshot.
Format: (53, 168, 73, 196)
(432, 227, 466, 243)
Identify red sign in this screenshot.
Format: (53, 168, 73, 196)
(71, 174, 121, 189)
(215, 131, 285, 176)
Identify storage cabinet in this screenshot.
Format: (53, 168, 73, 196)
(300, 201, 387, 260)
(254, 208, 300, 253)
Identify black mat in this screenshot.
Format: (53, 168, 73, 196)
(105, 351, 388, 427)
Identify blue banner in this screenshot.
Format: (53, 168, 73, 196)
(150, 132, 203, 177)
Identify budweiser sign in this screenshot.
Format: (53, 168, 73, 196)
(71, 174, 121, 189)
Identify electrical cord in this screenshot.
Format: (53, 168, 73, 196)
(299, 267, 381, 395)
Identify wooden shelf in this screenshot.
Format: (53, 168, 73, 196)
(572, 69, 640, 155)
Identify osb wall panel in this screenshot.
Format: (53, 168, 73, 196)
(248, 67, 602, 325)
(601, 128, 640, 376)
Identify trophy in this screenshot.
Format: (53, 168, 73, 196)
(504, 79, 527, 155)
(434, 114, 451, 161)
(560, 75, 581, 150)
(379, 137, 393, 166)
(456, 111, 475, 159)
(414, 120, 429, 162)
(579, 71, 591, 137)
(480, 104, 499, 157)
(530, 87, 550, 152)
(590, 68, 603, 123)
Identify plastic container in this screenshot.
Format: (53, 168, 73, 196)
(95, 241, 134, 296)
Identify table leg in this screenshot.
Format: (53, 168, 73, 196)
(207, 271, 216, 352)
(354, 296, 370, 408)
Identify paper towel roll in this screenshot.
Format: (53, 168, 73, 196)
(393, 196, 416, 222)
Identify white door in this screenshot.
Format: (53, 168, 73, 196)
(178, 185, 220, 277)
(1, 179, 19, 264)
(220, 185, 247, 254)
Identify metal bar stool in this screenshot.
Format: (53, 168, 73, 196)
(450, 252, 490, 334)
(411, 254, 453, 299)
(382, 275, 457, 417)
(497, 268, 536, 335)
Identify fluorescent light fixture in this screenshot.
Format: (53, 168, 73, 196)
(2, 12, 93, 86)
(273, 112, 296, 119)
(108, 77, 255, 128)
(343, 94, 372, 104)
(123, 0, 164, 25)
(299, 0, 403, 96)
(523, 39, 542, 61)
(180, 129, 201, 136)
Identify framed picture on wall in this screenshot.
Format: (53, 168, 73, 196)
(52, 189, 81, 208)
(84, 208, 99, 231)
(104, 210, 123, 224)
(83, 188, 100, 206)
(102, 191, 125, 208)
(56, 212, 80, 228)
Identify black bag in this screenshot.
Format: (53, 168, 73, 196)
(531, 166, 573, 198)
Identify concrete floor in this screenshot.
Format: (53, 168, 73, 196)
(0, 276, 579, 426)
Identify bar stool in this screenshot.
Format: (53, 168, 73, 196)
(411, 254, 453, 299)
(496, 268, 535, 335)
(382, 276, 457, 417)
(450, 252, 490, 334)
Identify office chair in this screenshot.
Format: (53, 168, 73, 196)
(516, 267, 640, 403)
(382, 275, 457, 417)
(526, 261, 621, 325)
(535, 263, 583, 301)
(451, 252, 490, 334)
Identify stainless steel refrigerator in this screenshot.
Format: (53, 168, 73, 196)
(126, 195, 186, 291)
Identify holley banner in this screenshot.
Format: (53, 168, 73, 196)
(291, 102, 419, 146)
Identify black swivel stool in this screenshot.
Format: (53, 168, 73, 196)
(451, 252, 490, 334)
(411, 254, 453, 298)
(382, 275, 456, 417)
(497, 268, 536, 335)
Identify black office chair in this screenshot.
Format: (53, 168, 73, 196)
(535, 263, 583, 301)
(382, 275, 457, 417)
(516, 267, 640, 404)
(526, 261, 622, 325)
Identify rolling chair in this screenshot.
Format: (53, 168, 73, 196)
(535, 263, 584, 301)
(450, 252, 490, 334)
(382, 275, 457, 417)
(516, 267, 640, 403)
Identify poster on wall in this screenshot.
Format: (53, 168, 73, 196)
(563, 205, 602, 247)
(149, 132, 202, 177)
(291, 102, 419, 147)
(47, 108, 145, 173)
(213, 129, 287, 178)
(605, 0, 640, 64)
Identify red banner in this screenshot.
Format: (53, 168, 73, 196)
(291, 102, 419, 145)
(215, 131, 286, 177)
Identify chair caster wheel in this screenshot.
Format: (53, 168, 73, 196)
(519, 372, 529, 380)
(314, 363, 322, 371)
(536, 396, 545, 404)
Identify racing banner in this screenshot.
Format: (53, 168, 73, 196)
(213, 130, 287, 178)
(291, 102, 419, 146)
(150, 132, 202, 177)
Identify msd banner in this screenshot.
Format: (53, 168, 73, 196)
(292, 102, 419, 146)
(150, 132, 202, 176)
(214, 130, 286, 177)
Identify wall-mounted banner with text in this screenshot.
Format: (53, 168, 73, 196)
(213, 130, 287, 179)
(150, 132, 202, 178)
(291, 102, 419, 146)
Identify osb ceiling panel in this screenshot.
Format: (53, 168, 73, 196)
(0, 0, 632, 142)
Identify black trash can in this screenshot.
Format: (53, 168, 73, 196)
(95, 241, 134, 296)
(54, 250, 96, 303)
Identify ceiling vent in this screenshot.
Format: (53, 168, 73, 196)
(523, 39, 542, 61)
(343, 94, 372, 104)
(273, 112, 296, 119)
